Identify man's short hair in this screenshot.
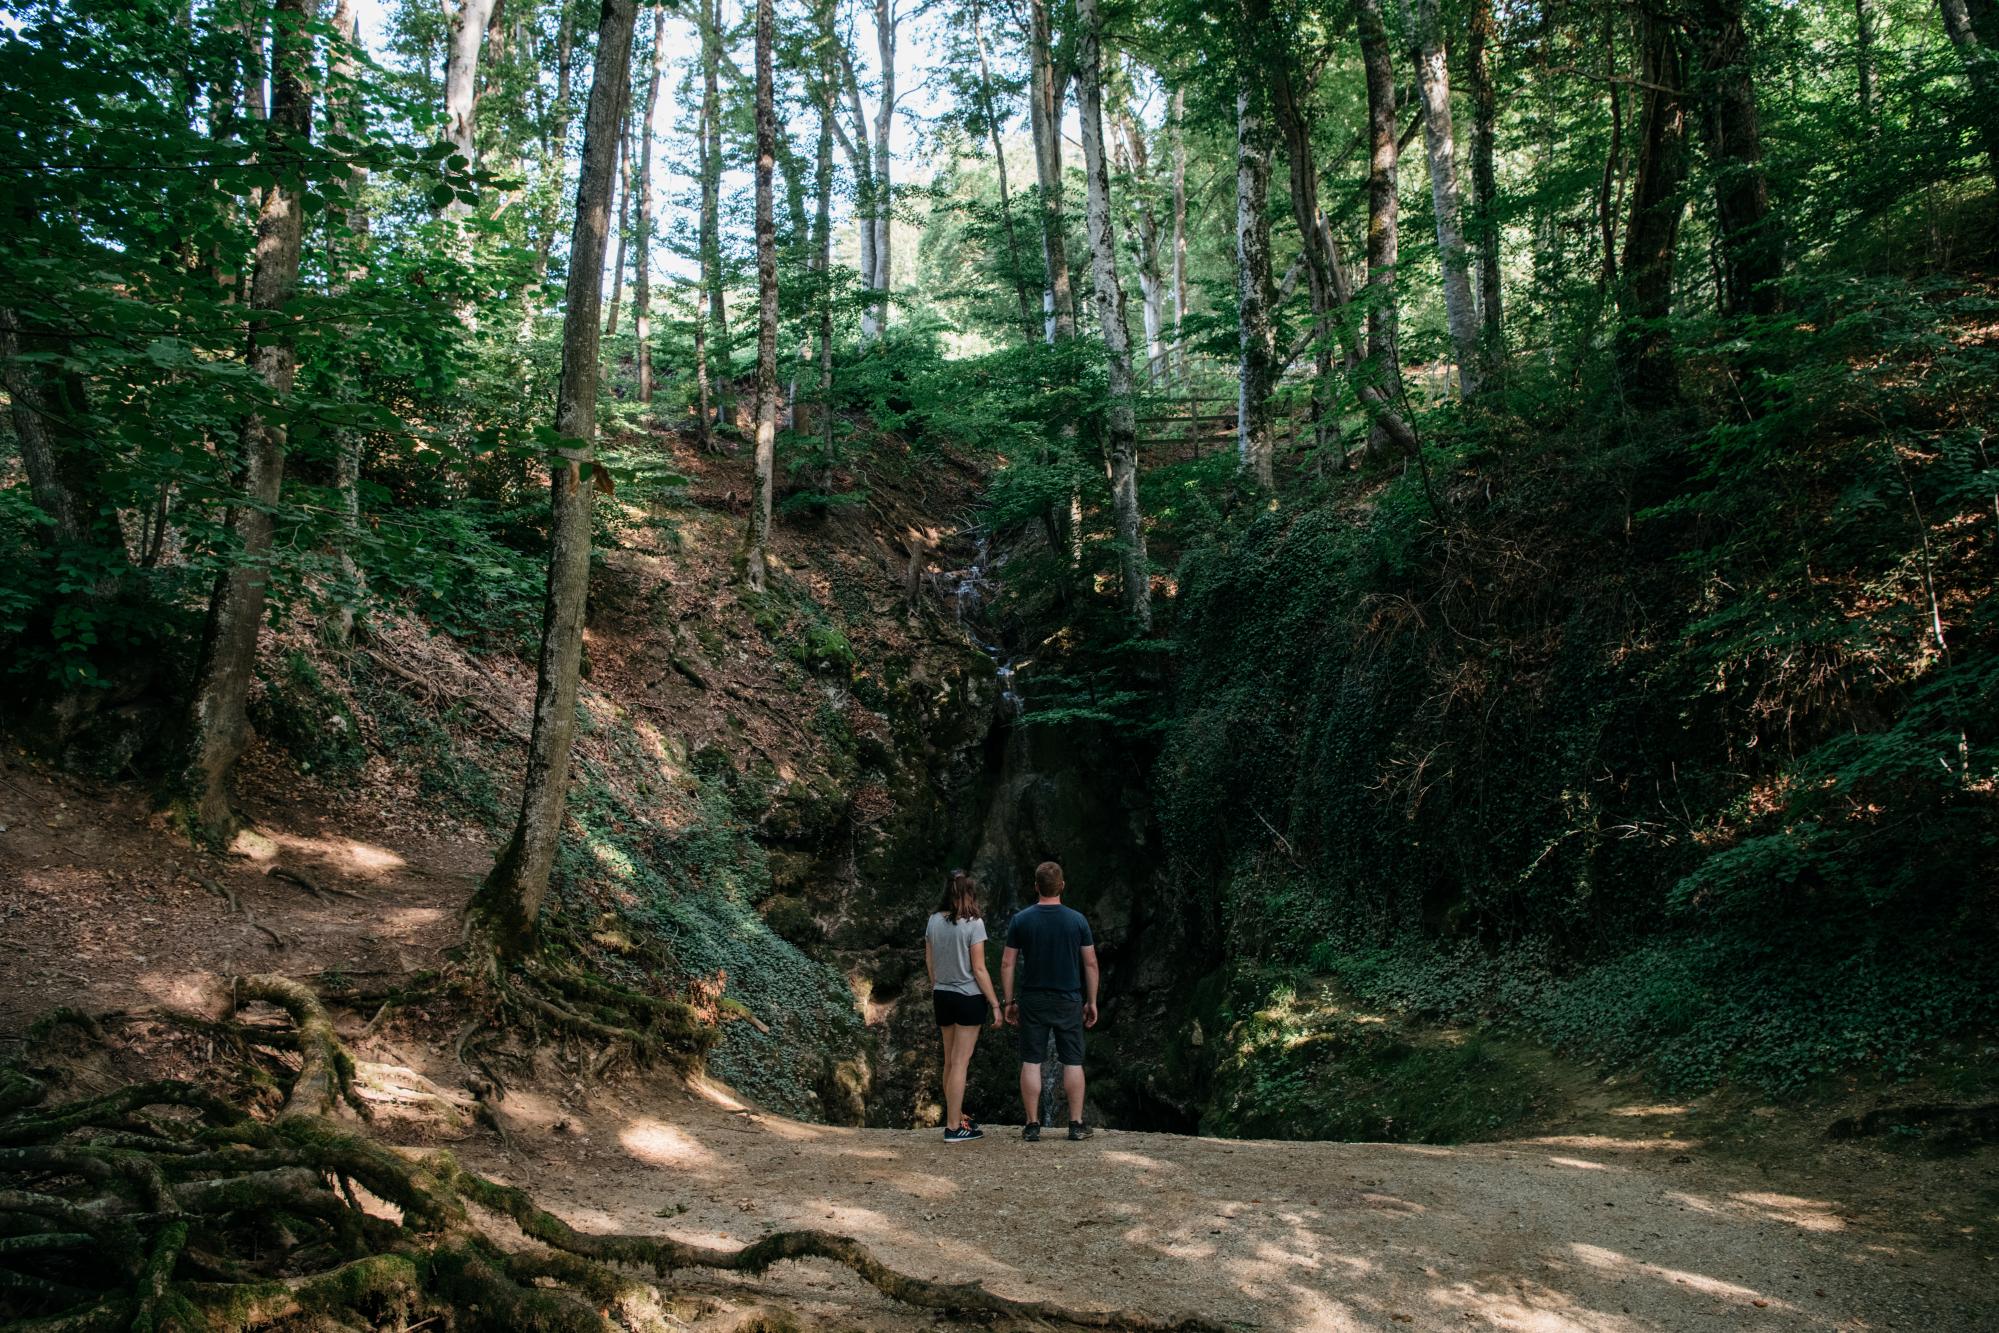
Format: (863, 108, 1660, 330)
(1034, 861, 1064, 896)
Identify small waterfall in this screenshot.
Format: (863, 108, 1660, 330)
(943, 531, 1023, 717)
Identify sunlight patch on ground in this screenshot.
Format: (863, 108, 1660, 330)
(1525, 1134, 1683, 1152)
(687, 1074, 753, 1111)
(619, 1116, 719, 1169)
(1567, 1242, 1793, 1310)
(251, 829, 410, 876)
(1608, 1103, 1690, 1117)
(1424, 1277, 1640, 1331)
(1099, 1150, 1169, 1171)
(1662, 1190, 1725, 1217)
(1728, 1192, 1846, 1233)
(1544, 1156, 1611, 1171)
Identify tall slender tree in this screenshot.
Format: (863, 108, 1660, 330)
(1616, 7, 1690, 403)
(973, 0, 1040, 342)
(633, 4, 667, 402)
(701, 0, 731, 426)
(1466, 0, 1504, 364)
(1234, 0, 1278, 489)
(173, 0, 319, 839)
(744, 0, 780, 591)
(1170, 86, 1189, 384)
(604, 76, 633, 336)
(1027, 0, 1076, 342)
(1688, 0, 1782, 319)
(1401, 0, 1480, 396)
(327, 0, 368, 646)
(1077, 0, 1151, 625)
(1355, 0, 1405, 457)
(476, 0, 639, 953)
(1115, 106, 1168, 384)
(1938, 0, 1999, 191)
(443, 0, 498, 215)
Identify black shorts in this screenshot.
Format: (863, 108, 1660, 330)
(1016, 991, 1085, 1066)
(933, 989, 989, 1028)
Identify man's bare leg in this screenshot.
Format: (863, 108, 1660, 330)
(1019, 1060, 1042, 1123)
(1063, 1063, 1085, 1125)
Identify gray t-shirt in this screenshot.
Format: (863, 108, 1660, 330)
(926, 912, 988, 996)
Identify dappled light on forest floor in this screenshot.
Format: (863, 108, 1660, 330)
(440, 1074, 1987, 1331)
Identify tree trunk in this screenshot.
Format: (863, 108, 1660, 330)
(1401, 0, 1480, 396)
(0, 308, 83, 551)
(1234, 0, 1278, 490)
(327, 0, 368, 645)
(1077, 0, 1151, 626)
(1356, 0, 1405, 457)
(604, 76, 633, 337)
(1116, 114, 1168, 385)
(815, 1, 836, 460)
(703, 0, 731, 424)
(477, 0, 637, 953)
(1273, 55, 1416, 467)
(1466, 0, 1503, 363)
(1171, 88, 1189, 383)
(1616, 9, 1690, 405)
(868, 0, 896, 338)
(1937, 0, 1999, 194)
(974, 0, 1039, 343)
(1687, 0, 1783, 319)
(1269, 59, 1336, 465)
(836, 46, 879, 338)
(743, 0, 780, 590)
(1854, 0, 1877, 126)
(173, 0, 318, 842)
(633, 5, 665, 401)
(1027, 0, 1075, 342)
(1596, 12, 1624, 297)
(443, 0, 497, 214)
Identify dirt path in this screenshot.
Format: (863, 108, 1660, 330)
(5, 759, 1993, 1331)
(449, 1075, 1992, 1332)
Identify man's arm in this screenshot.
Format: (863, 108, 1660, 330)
(1000, 946, 1019, 1026)
(1079, 944, 1100, 1028)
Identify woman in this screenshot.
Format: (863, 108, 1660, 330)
(924, 870, 1001, 1143)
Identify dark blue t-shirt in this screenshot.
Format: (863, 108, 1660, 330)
(1005, 903, 1094, 995)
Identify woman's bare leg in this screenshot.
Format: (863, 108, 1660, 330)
(953, 1023, 981, 1124)
(940, 1025, 966, 1130)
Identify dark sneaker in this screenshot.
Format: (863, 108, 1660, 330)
(943, 1126, 983, 1143)
(1067, 1121, 1093, 1141)
(1021, 1122, 1041, 1143)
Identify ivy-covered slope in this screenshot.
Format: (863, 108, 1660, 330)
(1152, 275, 1999, 1123)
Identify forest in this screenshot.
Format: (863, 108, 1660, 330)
(0, 0, 1996, 1327)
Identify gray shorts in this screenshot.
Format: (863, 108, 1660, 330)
(1016, 991, 1085, 1066)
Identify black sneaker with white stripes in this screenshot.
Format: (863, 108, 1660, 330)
(943, 1125, 983, 1143)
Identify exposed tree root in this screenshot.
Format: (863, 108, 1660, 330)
(0, 980, 1231, 1333)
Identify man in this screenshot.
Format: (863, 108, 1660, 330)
(1001, 860, 1100, 1142)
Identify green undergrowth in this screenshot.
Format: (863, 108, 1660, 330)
(1157, 272, 1999, 1111)
(1202, 972, 1560, 1143)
